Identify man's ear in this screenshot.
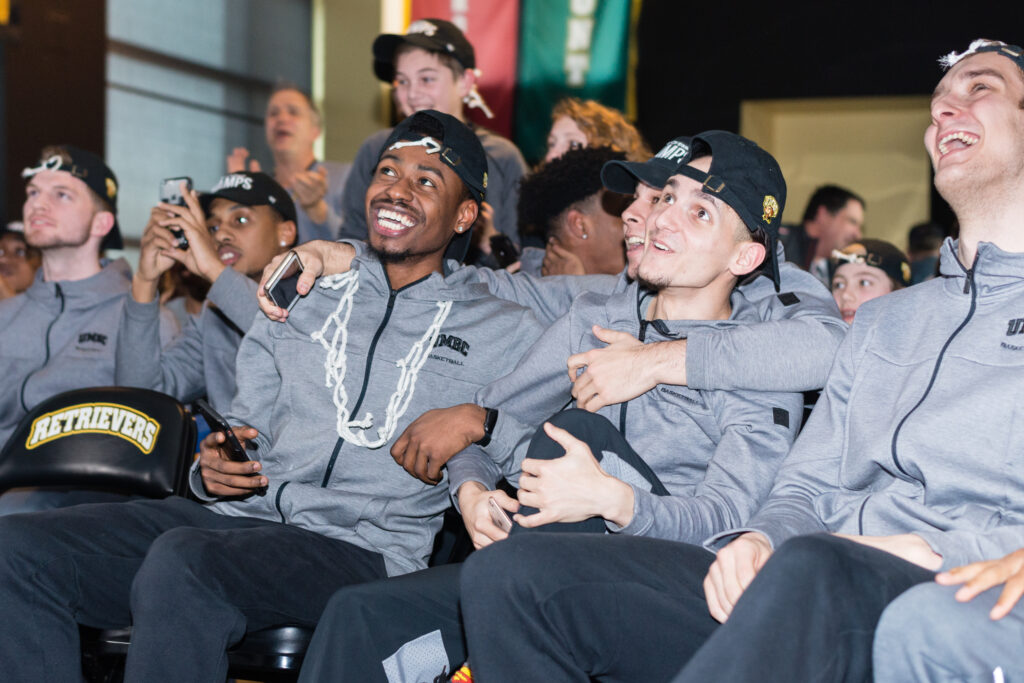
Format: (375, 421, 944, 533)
(455, 68, 477, 99)
(90, 210, 115, 242)
(275, 220, 297, 252)
(563, 208, 588, 242)
(806, 206, 831, 238)
(730, 240, 767, 277)
(453, 198, 479, 235)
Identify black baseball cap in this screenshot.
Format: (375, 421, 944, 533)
(373, 19, 476, 83)
(671, 131, 787, 291)
(379, 110, 488, 263)
(21, 145, 122, 250)
(601, 136, 693, 194)
(829, 239, 912, 288)
(199, 172, 297, 224)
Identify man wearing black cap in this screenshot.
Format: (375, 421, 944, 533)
(339, 18, 527, 254)
(294, 131, 805, 683)
(0, 145, 178, 455)
(0, 111, 544, 682)
(463, 37, 1024, 683)
(116, 171, 298, 412)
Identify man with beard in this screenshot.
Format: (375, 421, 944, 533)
(0, 146, 178, 451)
(0, 110, 543, 682)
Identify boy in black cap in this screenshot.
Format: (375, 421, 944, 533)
(829, 238, 910, 324)
(116, 171, 298, 412)
(339, 18, 527, 256)
(0, 111, 545, 682)
(0, 145, 178, 462)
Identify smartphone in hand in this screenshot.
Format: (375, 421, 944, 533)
(159, 176, 193, 249)
(193, 398, 249, 463)
(489, 235, 520, 269)
(488, 496, 514, 533)
(264, 250, 304, 312)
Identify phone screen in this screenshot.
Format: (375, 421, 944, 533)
(193, 399, 249, 462)
(160, 177, 193, 207)
(266, 252, 304, 312)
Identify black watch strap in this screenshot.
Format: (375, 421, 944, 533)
(475, 407, 499, 447)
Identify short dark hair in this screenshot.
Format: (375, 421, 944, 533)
(517, 146, 626, 240)
(907, 221, 946, 254)
(269, 83, 321, 127)
(801, 184, 865, 224)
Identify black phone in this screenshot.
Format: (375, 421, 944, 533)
(490, 234, 520, 269)
(159, 176, 193, 249)
(193, 399, 249, 463)
(265, 251, 304, 312)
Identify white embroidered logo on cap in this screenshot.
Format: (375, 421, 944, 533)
(212, 174, 253, 192)
(388, 137, 442, 155)
(655, 140, 690, 162)
(407, 20, 438, 36)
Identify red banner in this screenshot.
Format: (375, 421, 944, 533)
(409, 0, 520, 137)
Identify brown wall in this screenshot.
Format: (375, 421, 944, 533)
(3, 0, 106, 222)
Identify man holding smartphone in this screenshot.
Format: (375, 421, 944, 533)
(0, 110, 545, 683)
(116, 170, 297, 411)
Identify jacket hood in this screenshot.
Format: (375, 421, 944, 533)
(351, 254, 501, 303)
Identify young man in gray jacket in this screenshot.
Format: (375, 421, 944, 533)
(0, 146, 178, 511)
(296, 131, 805, 683)
(0, 110, 543, 682)
(459, 38, 1024, 683)
(116, 171, 297, 411)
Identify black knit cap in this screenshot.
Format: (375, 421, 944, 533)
(379, 110, 488, 263)
(22, 145, 122, 250)
(372, 19, 476, 83)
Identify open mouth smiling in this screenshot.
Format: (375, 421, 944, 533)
(937, 131, 979, 156)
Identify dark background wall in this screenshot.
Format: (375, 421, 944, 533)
(1, 0, 106, 223)
(634, 0, 1024, 228)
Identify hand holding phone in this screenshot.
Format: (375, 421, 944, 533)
(264, 251, 305, 313)
(489, 235, 521, 269)
(159, 176, 193, 249)
(194, 398, 249, 463)
(488, 496, 514, 533)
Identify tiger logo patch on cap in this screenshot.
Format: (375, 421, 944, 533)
(106, 177, 117, 199)
(762, 195, 779, 224)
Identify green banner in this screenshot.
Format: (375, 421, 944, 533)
(515, 0, 635, 164)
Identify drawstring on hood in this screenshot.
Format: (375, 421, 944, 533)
(312, 270, 453, 448)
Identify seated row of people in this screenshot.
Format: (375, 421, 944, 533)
(1, 35, 1019, 683)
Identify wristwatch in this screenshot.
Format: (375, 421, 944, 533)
(475, 407, 499, 447)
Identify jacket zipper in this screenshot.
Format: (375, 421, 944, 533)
(318, 272, 434, 487)
(618, 319, 649, 436)
(20, 283, 64, 412)
(274, 480, 292, 523)
(889, 259, 978, 478)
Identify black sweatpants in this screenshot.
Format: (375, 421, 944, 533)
(461, 533, 934, 683)
(0, 496, 387, 683)
(296, 409, 669, 682)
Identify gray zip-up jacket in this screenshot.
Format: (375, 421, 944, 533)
(340, 127, 527, 242)
(0, 259, 179, 448)
(448, 281, 803, 543)
(188, 255, 544, 576)
(711, 239, 1024, 569)
(116, 267, 259, 412)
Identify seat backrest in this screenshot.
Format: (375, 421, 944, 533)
(0, 386, 196, 498)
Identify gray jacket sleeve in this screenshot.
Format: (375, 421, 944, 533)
(206, 267, 260, 333)
(447, 311, 578, 496)
(686, 264, 846, 393)
(188, 315, 279, 501)
(916, 526, 1024, 571)
(616, 388, 803, 543)
(483, 141, 528, 241)
(463, 267, 619, 326)
(338, 135, 381, 241)
(704, 325, 857, 550)
(117, 297, 206, 403)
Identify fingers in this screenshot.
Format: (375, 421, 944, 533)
(541, 421, 585, 455)
(249, 158, 262, 172)
(991, 571, 1024, 620)
(591, 325, 637, 345)
(703, 562, 731, 623)
(491, 489, 520, 513)
(504, 261, 521, 273)
(937, 561, 985, 586)
(955, 562, 1013, 603)
(513, 510, 553, 528)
